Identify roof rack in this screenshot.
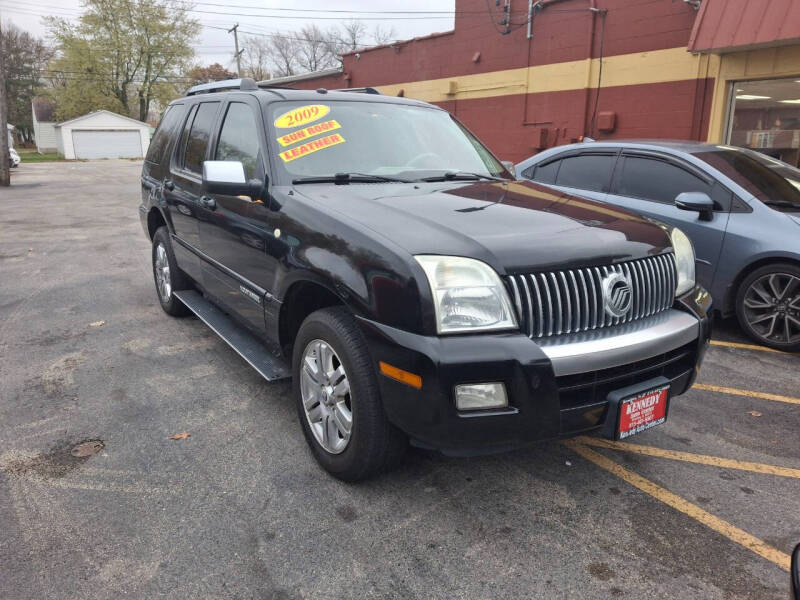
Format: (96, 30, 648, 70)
(334, 87, 381, 95)
(185, 77, 259, 96)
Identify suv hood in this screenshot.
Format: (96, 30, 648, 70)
(294, 180, 671, 273)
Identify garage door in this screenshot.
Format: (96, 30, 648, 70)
(71, 130, 142, 159)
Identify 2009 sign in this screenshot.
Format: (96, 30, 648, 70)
(274, 105, 330, 129)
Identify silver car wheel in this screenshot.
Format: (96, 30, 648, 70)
(154, 243, 172, 303)
(300, 339, 353, 454)
(743, 273, 800, 345)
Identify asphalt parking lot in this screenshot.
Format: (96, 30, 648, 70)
(1, 160, 799, 599)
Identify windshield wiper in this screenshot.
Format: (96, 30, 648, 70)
(763, 200, 800, 210)
(292, 172, 413, 185)
(419, 171, 506, 182)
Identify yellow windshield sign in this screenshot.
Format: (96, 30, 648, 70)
(277, 120, 341, 147)
(279, 133, 346, 163)
(274, 104, 330, 129)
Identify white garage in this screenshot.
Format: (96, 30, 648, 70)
(55, 110, 151, 160)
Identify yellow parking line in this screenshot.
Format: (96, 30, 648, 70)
(693, 383, 800, 405)
(564, 440, 791, 571)
(709, 340, 792, 354)
(575, 436, 800, 478)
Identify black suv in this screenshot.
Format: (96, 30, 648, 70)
(140, 78, 711, 481)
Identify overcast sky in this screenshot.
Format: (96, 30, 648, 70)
(0, 0, 456, 68)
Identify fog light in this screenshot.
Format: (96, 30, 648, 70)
(455, 382, 508, 411)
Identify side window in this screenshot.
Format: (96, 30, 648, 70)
(183, 102, 220, 175)
(145, 104, 185, 164)
(215, 103, 262, 180)
(710, 182, 732, 212)
(616, 156, 710, 204)
(176, 104, 198, 170)
(530, 160, 559, 184)
(555, 154, 616, 192)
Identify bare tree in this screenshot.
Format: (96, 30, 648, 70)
(269, 34, 298, 78)
(371, 24, 396, 46)
(242, 36, 270, 81)
(296, 24, 335, 72)
(336, 20, 367, 53)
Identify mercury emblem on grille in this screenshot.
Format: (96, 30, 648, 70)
(602, 272, 633, 318)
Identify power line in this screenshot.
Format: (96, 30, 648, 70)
(1, 1, 456, 21)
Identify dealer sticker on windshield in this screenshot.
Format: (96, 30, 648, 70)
(279, 133, 345, 163)
(618, 385, 669, 439)
(277, 119, 341, 147)
(274, 104, 330, 129)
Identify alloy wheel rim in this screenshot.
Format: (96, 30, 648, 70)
(299, 339, 353, 454)
(154, 243, 172, 302)
(743, 273, 800, 345)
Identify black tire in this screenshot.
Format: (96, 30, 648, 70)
(292, 306, 407, 481)
(151, 227, 191, 317)
(735, 262, 800, 352)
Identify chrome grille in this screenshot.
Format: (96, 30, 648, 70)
(506, 253, 677, 338)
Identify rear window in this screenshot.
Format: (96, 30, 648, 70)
(528, 159, 559, 184)
(145, 104, 185, 164)
(555, 154, 616, 192)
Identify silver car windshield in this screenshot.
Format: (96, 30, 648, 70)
(694, 148, 800, 212)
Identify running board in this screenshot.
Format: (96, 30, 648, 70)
(174, 290, 290, 381)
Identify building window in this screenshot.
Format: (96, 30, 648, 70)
(727, 78, 800, 167)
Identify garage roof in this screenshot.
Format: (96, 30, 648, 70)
(55, 109, 150, 128)
(689, 0, 800, 53)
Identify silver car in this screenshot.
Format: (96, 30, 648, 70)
(517, 141, 800, 351)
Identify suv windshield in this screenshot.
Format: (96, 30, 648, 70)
(693, 147, 800, 212)
(269, 100, 509, 182)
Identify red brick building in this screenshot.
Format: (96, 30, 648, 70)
(267, 0, 800, 165)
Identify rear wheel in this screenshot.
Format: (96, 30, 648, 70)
(292, 307, 406, 481)
(151, 227, 191, 317)
(736, 263, 800, 351)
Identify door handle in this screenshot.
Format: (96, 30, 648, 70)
(164, 179, 174, 191)
(200, 196, 216, 210)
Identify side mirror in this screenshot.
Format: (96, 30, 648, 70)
(675, 191, 714, 221)
(202, 161, 263, 198)
(501, 160, 516, 177)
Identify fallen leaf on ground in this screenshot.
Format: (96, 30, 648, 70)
(89, 320, 105, 327)
(170, 432, 191, 440)
(748, 410, 762, 417)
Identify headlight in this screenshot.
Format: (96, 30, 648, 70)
(670, 227, 695, 296)
(415, 255, 518, 334)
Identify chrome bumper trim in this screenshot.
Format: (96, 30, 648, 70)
(538, 309, 699, 376)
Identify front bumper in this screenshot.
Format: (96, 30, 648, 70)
(358, 285, 711, 455)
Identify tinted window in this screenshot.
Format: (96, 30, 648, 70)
(216, 103, 262, 180)
(531, 159, 559, 184)
(555, 154, 616, 192)
(616, 156, 710, 203)
(146, 104, 185, 164)
(183, 102, 219, 175)
(176, 104, 198, 170)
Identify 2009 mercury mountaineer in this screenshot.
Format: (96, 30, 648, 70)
(140, 78, 711, 481)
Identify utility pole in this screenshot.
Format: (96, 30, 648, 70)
(228, 23, 244, 77)
(0, 17, 10, 187)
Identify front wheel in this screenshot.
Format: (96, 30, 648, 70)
(292, 307, 406, 481)
(736, 263, 800, 351)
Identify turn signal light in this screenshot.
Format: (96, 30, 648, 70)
(379, 361, 422, 389)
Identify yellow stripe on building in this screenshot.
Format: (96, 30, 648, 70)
(375, 47, 717, 104)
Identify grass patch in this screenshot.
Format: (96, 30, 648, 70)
(17, 149, 65, 162)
